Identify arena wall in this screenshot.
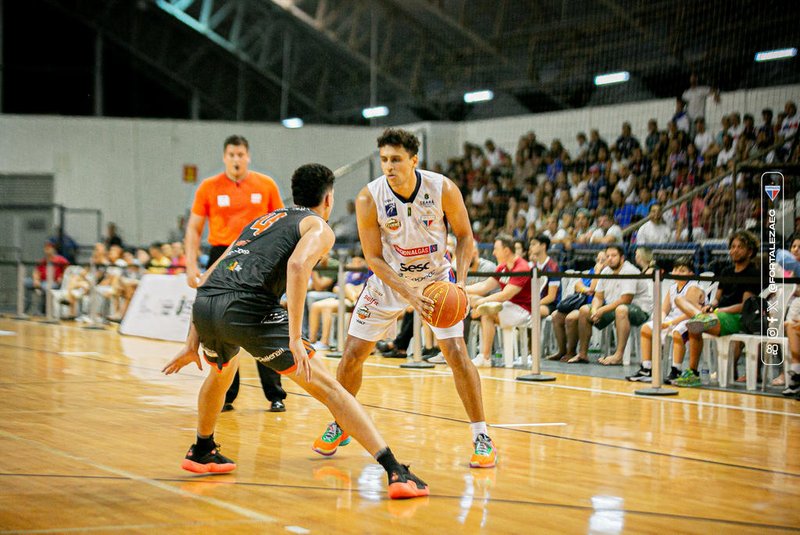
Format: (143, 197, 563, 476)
(0, 115, 381, 245)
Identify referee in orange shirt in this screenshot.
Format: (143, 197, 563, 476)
(185, 135, 287, 412)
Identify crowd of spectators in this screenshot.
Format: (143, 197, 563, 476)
(436, 99, 799, 249)
(25, 233, 188, 323)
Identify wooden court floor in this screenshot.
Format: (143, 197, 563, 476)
(0, 318, 798, 534)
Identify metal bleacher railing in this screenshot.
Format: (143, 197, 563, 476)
(623, 131, 798, 240)
(514, 242, 732, 274)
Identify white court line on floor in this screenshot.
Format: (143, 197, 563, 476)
(492, 423, 568, 428)
(0, 330, 16, 336)
(485, 375, 800, 418)
(0, 430, 275, 525)
(5, 329, 794, 419)
(340, 359, 800, 419)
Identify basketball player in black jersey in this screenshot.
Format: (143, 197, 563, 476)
(162, 164, 428, 499)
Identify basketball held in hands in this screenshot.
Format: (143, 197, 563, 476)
(422, 281, 468, 328)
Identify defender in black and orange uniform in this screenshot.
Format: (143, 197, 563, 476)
(163, 164, 429, 500)
(185, 134, 286, 412)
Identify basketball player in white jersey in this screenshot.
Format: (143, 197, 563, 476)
(626, 256, 705, 384)
(313, 129, 497, 468)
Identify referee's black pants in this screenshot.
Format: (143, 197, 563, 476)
(208, 245, 286, 405)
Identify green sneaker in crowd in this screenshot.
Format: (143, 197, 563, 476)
(686, 313, 719, 334)
(674, 369, 702, 387)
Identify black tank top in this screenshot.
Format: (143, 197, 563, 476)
(198, 207, 320, 306)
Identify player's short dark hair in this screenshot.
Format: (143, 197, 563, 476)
(533, 234, 551, 251)
(494, 234, 515, 251)
(672, 255, 694, 272)
(292, 164, 335, 208)
(606, 244, 625, 257)
(377, 128, 420, 156)
(223, 135, 249, 151)
(729, 230, 758, 259)
(149, 241, 163, 249)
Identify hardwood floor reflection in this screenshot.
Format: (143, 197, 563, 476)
(0, 319, 797, 533)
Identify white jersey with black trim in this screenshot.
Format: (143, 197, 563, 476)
(367, 169, 452, 288)
(664, 280, 700, 322)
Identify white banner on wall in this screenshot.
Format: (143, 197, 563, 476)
(120, 274, 195, 342)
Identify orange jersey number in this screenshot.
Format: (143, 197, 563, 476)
(250, 212, 287, 237)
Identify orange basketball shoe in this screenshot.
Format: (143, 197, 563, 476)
(312, 422, 352, 456)
(181, 443, 236, 474)
(387, 465, 430, 499)
(469, 433, 497, 468)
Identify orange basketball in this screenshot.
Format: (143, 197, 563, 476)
(423, 281, 468, 328)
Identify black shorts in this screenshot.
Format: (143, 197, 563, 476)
(192, 292, 315, 374)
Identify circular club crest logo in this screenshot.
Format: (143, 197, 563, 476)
(385, 217, 402, 231)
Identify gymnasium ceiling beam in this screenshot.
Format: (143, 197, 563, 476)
(383, 0, 506, 62)
(154, 0, 334, 121)
(42, 0, 235, 119)
(266, 0, 447, 119)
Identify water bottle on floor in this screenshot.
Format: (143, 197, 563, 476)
(700, 368, 710, 385)
(492, 352, 503, 367)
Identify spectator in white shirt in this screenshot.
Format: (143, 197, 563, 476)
(590, 211, 623, 244)
(693, 117, 716, 158)
(572, 245, 652, 365)
(615, 165, 637, 204)
(728, 112, 743, 141)
(636, 204, 672, 244)
(470, 145, 485, 171)
(655, 189, 675, 231)
(471, 177, 488, 206)
(526, 195, 542, 227)
(575, 132, 589, 162)
(484, 139, 506, 170)
(682, 73, 719, 121)
(779, 100, 799, 159)
(542, 215, 569, 245)
(672, 98, 691, 133)
(570, 171, 588, 201)
(716, 133, 736, 168)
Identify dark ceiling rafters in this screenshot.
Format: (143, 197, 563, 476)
(25, 0, 800, 124)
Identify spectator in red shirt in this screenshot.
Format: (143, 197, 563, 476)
(466, 234, 532, 367)
(25, 240, 70, 314)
